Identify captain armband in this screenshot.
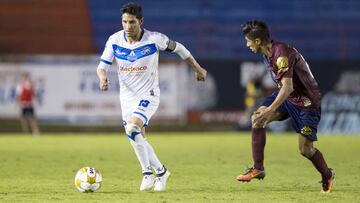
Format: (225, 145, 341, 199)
(166, 40, 191, 60)
(165, 40, 176, 52)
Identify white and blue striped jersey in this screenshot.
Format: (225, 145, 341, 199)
(99, 29, 170, 99)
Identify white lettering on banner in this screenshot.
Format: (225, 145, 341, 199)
(319, 92, 360, 134)
(335, 71, 360, 93)
(322, 93, 360, 111)
(152, 62, 187, 121)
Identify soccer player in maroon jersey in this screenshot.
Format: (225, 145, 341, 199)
(236, 20, 334, 193)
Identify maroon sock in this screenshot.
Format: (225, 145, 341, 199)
(252, 128, 266, 171)
(309, 149, 332, 180)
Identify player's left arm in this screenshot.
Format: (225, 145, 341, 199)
(267, 52, 295, 112)
(268, 77, 293, 111)
(253, 77, 293, 124)
(254, 53, 294, 124)
(165, 40, 207, 81)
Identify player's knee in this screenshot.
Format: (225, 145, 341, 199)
(252, 122, 264, 128)
(251, 115, 265, 128)
(125, 123, 141, 141)
(299, 146, 312, 158)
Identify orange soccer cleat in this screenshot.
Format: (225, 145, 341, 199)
(320, 168, 335, 193)
(236, 167, 266, 182)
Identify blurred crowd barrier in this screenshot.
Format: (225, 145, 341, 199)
(0, 55, 359, 134)
(0, 56, 189, 125)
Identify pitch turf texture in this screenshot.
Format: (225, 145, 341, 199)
(1, 132, 359, 203)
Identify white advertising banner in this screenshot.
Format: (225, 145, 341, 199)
(0, 60, 187, 124)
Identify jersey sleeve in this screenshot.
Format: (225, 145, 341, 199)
(153, 32, 170, 51)
(99, 36, 115, 65)
(274, 45, 295, 81)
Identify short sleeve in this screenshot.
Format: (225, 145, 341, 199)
(153, 32, 170, 51)
(100, 37, 115, 65)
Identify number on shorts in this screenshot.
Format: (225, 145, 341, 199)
(138, 100, 150, 107)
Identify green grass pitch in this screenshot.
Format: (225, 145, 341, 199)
(1, 132, 360, 202)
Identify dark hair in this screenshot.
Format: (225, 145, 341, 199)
(241, 20, 270, 44)
(121, 2, 143, 19)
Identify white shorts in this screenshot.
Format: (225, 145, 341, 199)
(120, 95, 160, 127)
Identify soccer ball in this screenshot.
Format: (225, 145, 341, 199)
(74, 166, 102, 192)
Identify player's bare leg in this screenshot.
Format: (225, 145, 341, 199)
(237, 106, 281, 182)
(29, 117, 40, 136)
(20, 116, 29, 134)
(298, 135, 334, 193)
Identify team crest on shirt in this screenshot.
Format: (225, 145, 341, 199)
(276, 56, 289, 73)
(301, 126, 312, 136)
(302, 97, 312, 107)
(128, 51, 137, 61)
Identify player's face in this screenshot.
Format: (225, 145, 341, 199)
(122, 13, 143, 39)
(245, 36, 261, 53)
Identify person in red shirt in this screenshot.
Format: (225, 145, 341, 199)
(16, 72, 40, 136)
(236, 20, 334, 193)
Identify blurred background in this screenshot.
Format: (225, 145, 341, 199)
(0, 0, 359, 134)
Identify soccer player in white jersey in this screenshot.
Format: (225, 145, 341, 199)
(96, 2, 207, 191)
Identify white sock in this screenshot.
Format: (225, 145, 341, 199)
(130, 134, 152, 174)
(145, 140, 164, 174)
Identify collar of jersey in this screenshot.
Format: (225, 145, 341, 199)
(124, 28, 145, 42)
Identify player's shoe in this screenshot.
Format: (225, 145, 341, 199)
(140, 173, 155, 191)
(154, 169, 170, 191)
(236, 166, 266, 182)
(320, 168, 335, 193)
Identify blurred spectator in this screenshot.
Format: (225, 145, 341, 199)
(16, 72, 40, 136)
(244, 79, 265, 118)
(238, 62, 276, 130)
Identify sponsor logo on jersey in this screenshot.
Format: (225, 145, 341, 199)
(115, 49, 127, 55)
(302, 97, 312, 107)
(119, 66, 147, 74)
(141, 47, 152, 55)
(276, 56, 289, 73)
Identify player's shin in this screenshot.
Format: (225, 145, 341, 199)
(252, 128, 266, 170)
(145, 140, 165, 174)
(308, 148, 332, 180)
(126, 124, 152, 174)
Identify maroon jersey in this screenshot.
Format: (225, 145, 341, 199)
(16, 80, 35, 107)
(264, 41, 321, 109)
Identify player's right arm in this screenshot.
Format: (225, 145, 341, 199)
(168, 40, 207, 81)
(154, 32, 207, 81)
(184, 55, 207, 81)
(97, 68, 109, 91)
(96, 36, 115, 91)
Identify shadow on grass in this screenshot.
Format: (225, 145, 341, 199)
(99, 190, 133, 194)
